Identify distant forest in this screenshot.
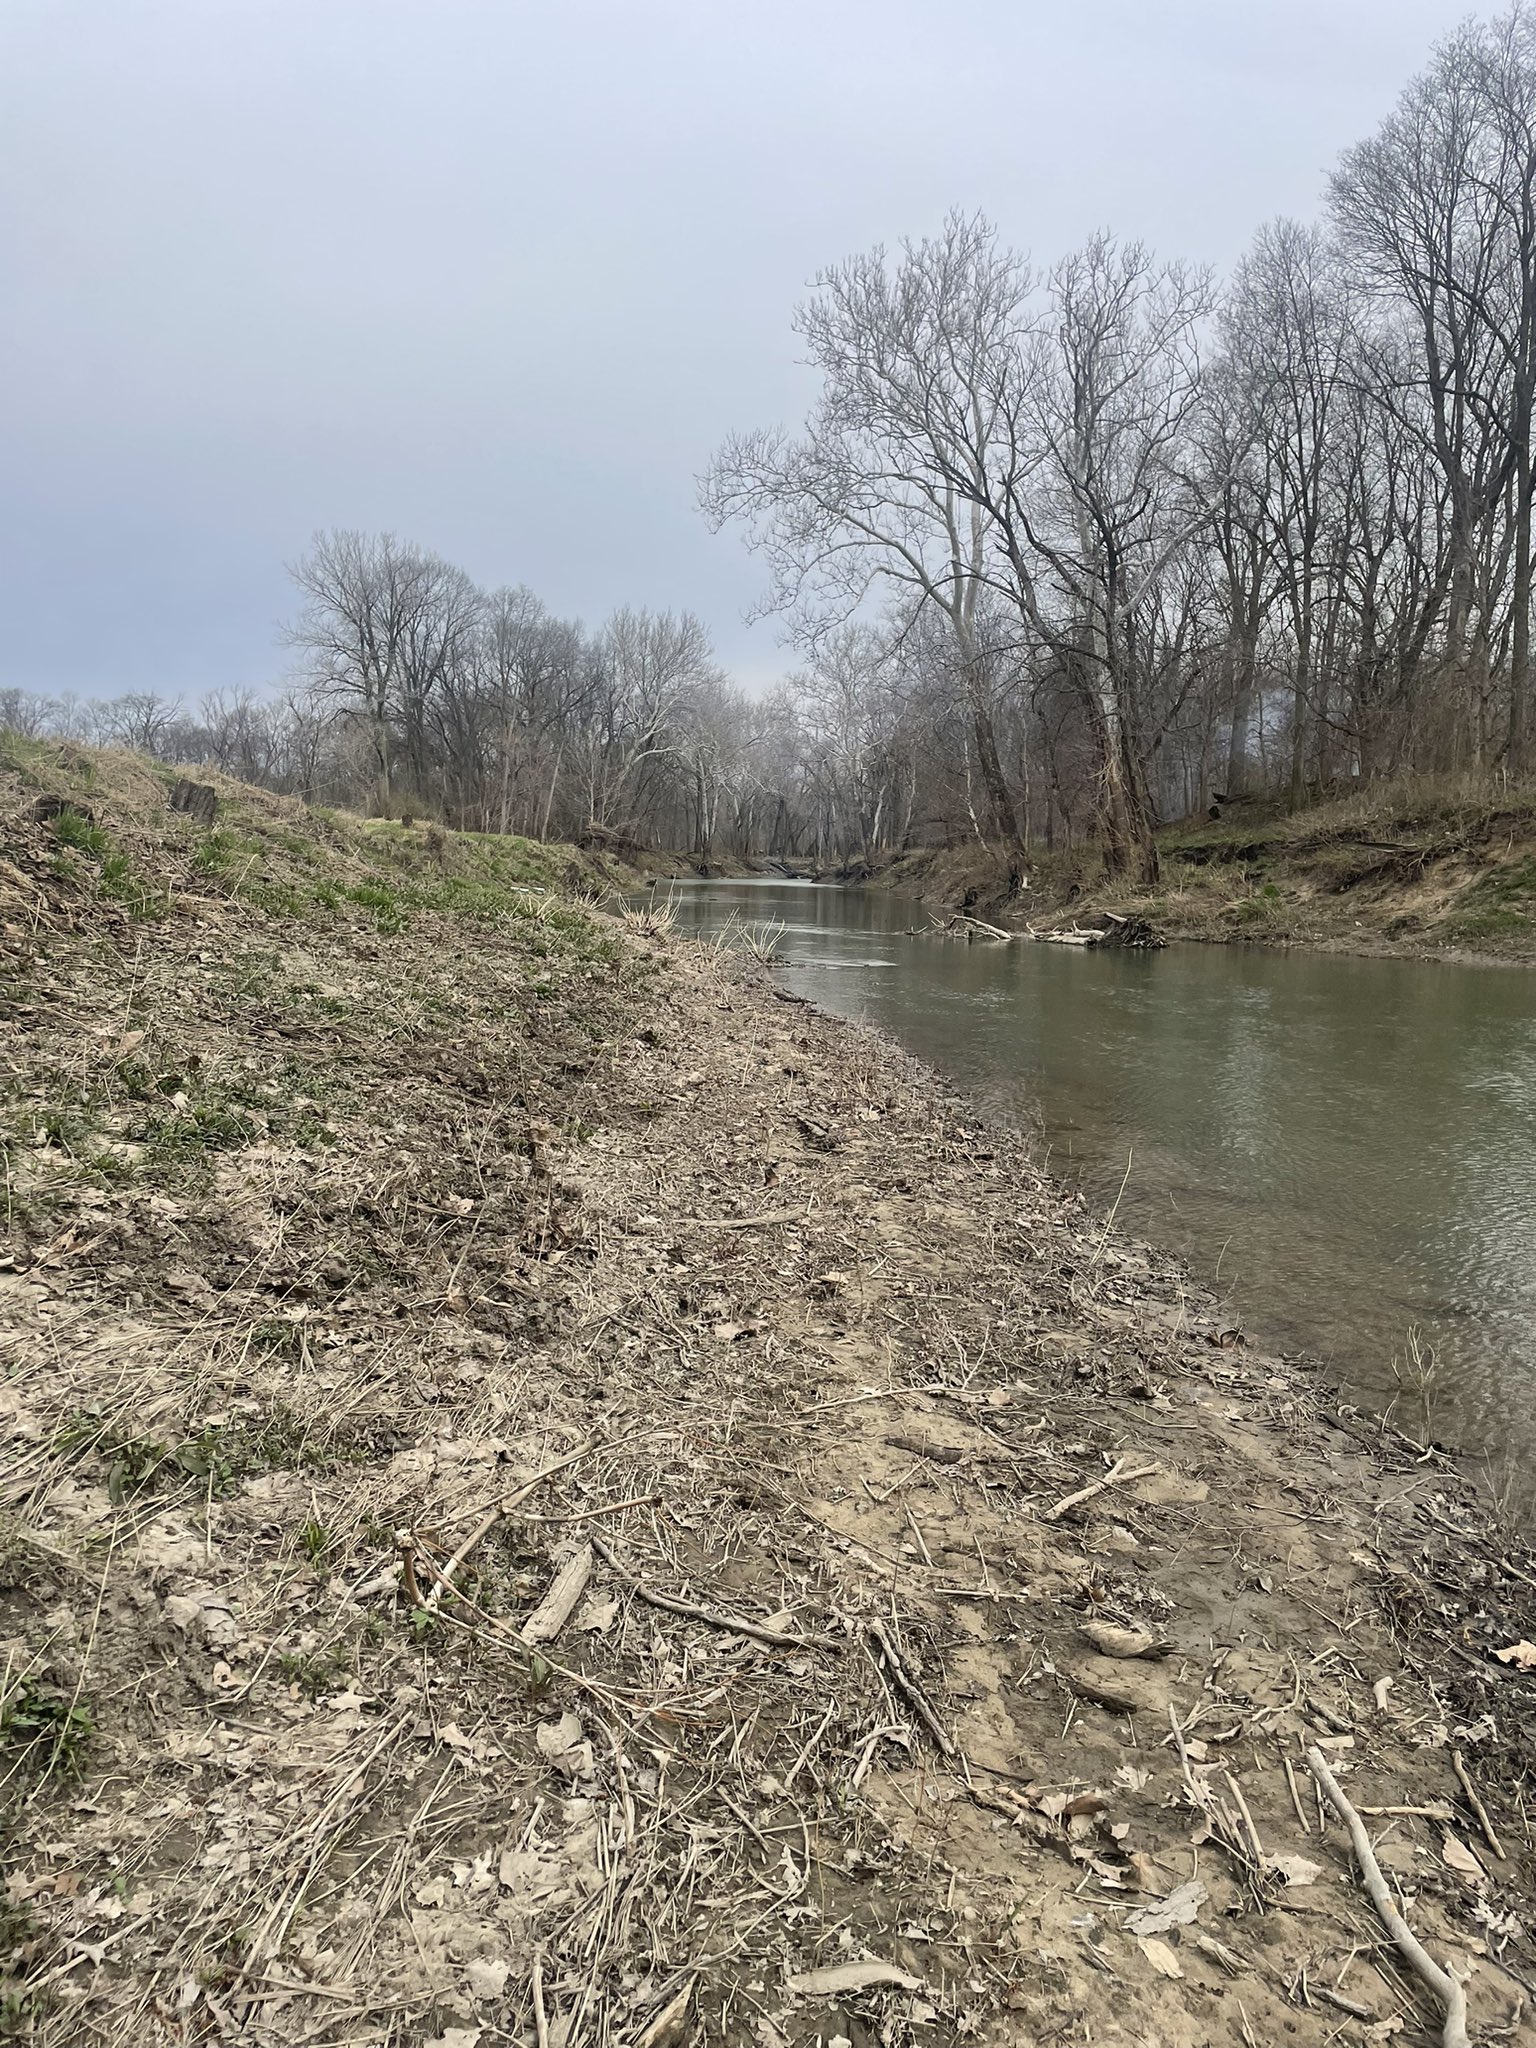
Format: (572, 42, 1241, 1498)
(8, 9, 1536, 884)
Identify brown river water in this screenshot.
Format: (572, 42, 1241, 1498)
(661, 876, 1536, 1498)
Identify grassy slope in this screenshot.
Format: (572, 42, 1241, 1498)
(873, 776, 1536, 959)
(0, 732, 644, 934)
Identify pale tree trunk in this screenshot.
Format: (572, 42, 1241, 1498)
(371, 691, 391, 815)
(1510, 448, 1532, 775)
(1226, 630, 1256, 797)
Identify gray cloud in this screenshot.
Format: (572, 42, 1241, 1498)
(1, 0, 1475, 698)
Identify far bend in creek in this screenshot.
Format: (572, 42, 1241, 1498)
(657, 875, 1536, 1500)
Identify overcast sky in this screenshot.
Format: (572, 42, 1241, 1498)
(1, 0, 1480, 702)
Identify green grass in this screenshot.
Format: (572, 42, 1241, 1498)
(56, 1402, 362, 1503)
(2, 1676, 94, 1781)
(44, 807, 163, 920)
(6, 734, 626, 945)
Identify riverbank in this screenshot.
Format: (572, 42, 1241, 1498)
(5, 746, 1536, 2047)
(853, 777, 1536, 964)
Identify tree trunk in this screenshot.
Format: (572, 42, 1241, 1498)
(967, 686, 1027, 894)
(1226, 630, 1256, 797)
(1510, 447, 1532, 777)
(371, 695, 391, 816)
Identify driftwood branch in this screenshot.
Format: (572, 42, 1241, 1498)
(1305, 1744, 1470, 2048)
(1042, 1457, 1159, 1522)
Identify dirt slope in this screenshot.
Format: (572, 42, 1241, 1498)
(4, 744, 1536, 2047)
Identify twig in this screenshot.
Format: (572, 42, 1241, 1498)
(868, 1620, 955, 1757)
(784, 1700, 838, 1790)
(589, 1534, 818, 1650)
(532, 1954, 551, 2048)
(1451, 1748, 1506, 1861)
(683, 1207, 805, 1230)
(427, 1434, 605, 1603)
(1224, 1769, 1265, 1860)
(1305, 1744, 1470, 2048)
(849, 1721, 907, 1789)
(1043, 1457, 1158, 1523)
(1283, 1753, 1311, 1836)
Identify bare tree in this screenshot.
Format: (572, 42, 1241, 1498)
(702, 212, 1037, 890)
(286, 531, 447, 811)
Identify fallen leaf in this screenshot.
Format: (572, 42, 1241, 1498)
(1441, 1832, 1486, 1885)
(426, 2031, 481, 2048)
(1139, 1935, 1184, 1979)
(1494, 1641, 1536, 1670)
(1267, 1854, 1323, 1888)
(465, 1958, 510, 1998)
(784, 1960, 923, 1995)
(536, 1711, 595, 1780)
(1126, 1879, 1207, 1936)
(574, 1596, 619, 1634)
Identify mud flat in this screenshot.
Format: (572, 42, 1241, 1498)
(3, 746, 1536, 2046)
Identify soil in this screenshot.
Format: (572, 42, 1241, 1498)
(5, 744, 1536, 2047)
(851, 783, 1536, 965)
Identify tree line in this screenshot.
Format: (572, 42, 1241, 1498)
(7, 9, 1536, 881)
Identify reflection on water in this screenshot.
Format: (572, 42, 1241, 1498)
(660, 877, 1536, 1478)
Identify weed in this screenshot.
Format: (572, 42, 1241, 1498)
(37, 1105, 88, 1154)
(0, 1894, 52, 2034)
(56, 1404, 334, 1503)
(277, 1646, 350, 1698)
(1385, 1325, 1441, 1448)
(522, 1650, 556, 1701)
(249, 1318, 305, 1362)
(50, 808, 109, 860)
(297, 1517, 331, 1564)
(1, 1677, 94, 1780)
(619, 895, 678, 937)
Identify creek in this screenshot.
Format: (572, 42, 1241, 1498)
(661, 876, 1536, 1493)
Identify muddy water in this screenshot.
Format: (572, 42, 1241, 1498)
(660, 876, 1536, 1486)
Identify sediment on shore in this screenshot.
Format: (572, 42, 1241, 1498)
(4, 745, 1536, 2047)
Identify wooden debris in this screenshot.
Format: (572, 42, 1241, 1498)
(785, 1959, 924, 1995)
(886, 1435, 967, 1464)
(1043, 1457, 1159, 1522)
(868, 1620, 956, 1756)
(522, 1544, 594, 1647)
(684, 1206, 805, 1231)
(1305, 1744, 1470, 2048)
(1063, 1670, 1140, 1716)
(1079, 1619, 1172, 1661)
(633, 1979, 695, 2047)
(1451, 1747, 1507, 1861)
